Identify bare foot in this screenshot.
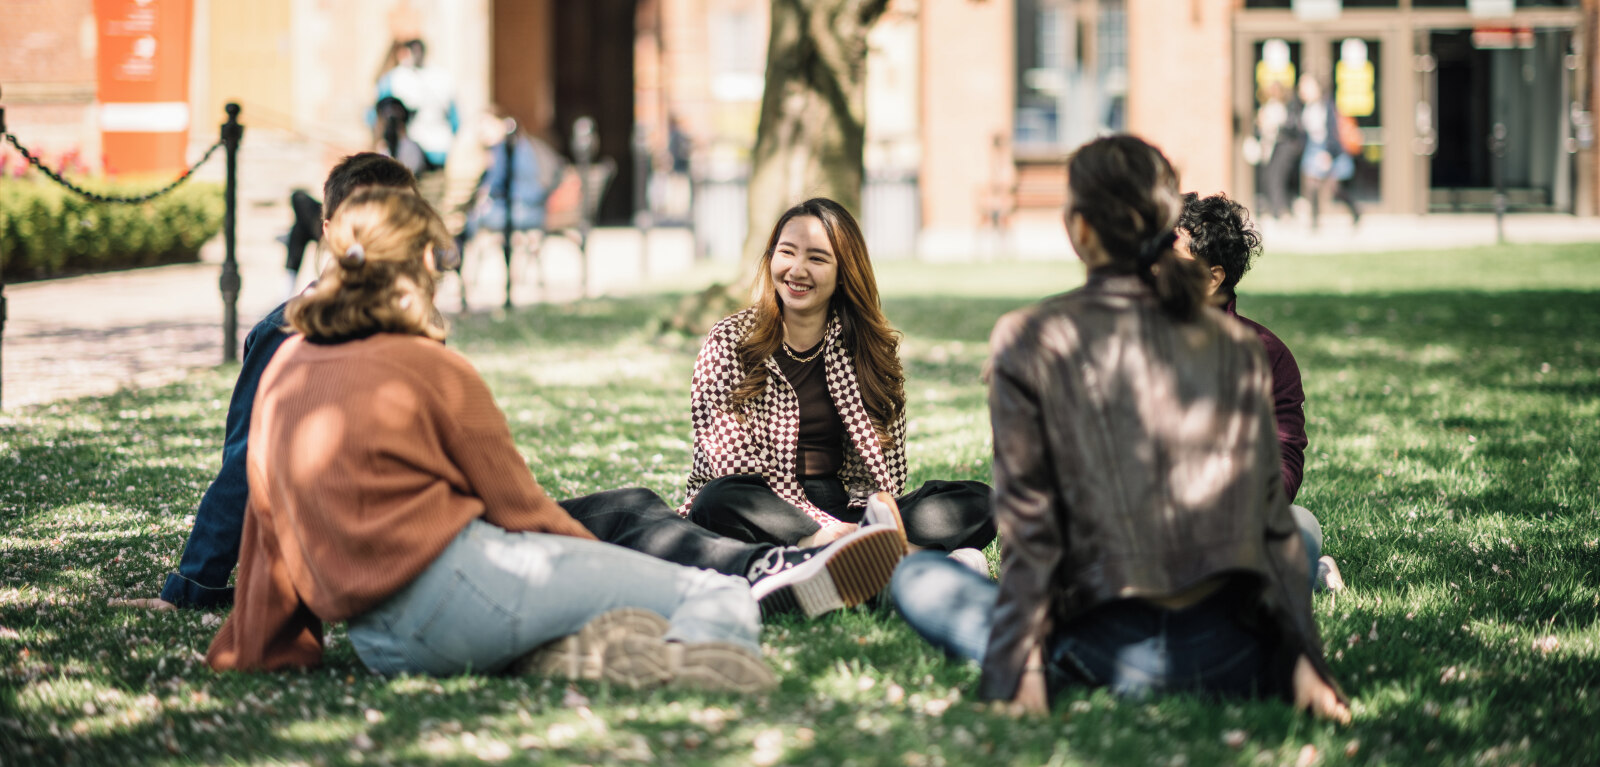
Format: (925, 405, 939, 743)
(1293, 655, 1351, 723)
(108, 598, 177, 612)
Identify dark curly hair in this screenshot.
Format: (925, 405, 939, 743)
(1176, 192, 1262, 297)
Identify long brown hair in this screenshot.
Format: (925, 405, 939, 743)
(1068, 135, 1207, 320)
(286, 188, 452, 343)
(729, 198, 905, 448)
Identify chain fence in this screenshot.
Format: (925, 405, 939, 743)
(0, 99, 246, 410)
(2, 132, 225, 205)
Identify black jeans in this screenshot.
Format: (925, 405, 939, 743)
(285, 190, 323, 275)
(891, 552, 1281, 704)
(1045, 585, 1277, 701)
(688, 474, 995, 551)
(559, 487, 771, 578)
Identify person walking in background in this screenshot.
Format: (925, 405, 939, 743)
(207, 187, 775, 692)
(1298, 75, 1359, 231)
(891, 135, 1348, 721)
(375, 39, 457, 174)
(1255, 82, 1303, 221)
(680, 198, 995, 589)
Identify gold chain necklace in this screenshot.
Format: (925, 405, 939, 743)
(782, 340, 823, 364)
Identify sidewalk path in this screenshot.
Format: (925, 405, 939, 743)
(2, 129, 700, 410)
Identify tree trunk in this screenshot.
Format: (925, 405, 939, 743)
(739, 0, 888, 289)
(664, 0, 887, 336)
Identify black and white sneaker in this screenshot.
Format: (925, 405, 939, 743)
(748, 525, 905, 618)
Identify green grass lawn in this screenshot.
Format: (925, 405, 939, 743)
(3, 242, 1598, 765)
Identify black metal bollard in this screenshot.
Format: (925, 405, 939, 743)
(502, 118, 516, 310)
(0, 87, 7, 409)
(1490, 122, 1508, 245)
(219, 103, 244, 362)
(632, 122, 652, 280)
(572, 117, 598, 299)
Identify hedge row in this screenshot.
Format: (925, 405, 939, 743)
(0, 178, 224, 281)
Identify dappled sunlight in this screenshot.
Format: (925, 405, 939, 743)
(286, 406, 346, 487)
(3, 270, 1598, 764)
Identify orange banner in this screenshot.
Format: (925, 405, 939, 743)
(96, 0, 193, 176)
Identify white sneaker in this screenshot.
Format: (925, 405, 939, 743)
(1317, 555, 1346, 592)
(746, 525, 905, 618)
(863, 491, 908, 552)
(948, 547, 991, 578)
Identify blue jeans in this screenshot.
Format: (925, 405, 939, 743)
(346, 520, 760, 676)
(890, 517, 1323, 701)
(160, 303, 292, 608)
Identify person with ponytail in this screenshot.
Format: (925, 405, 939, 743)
(679, 198, 995, 614)
(207, 188, 777, 693)
(891, 136, 1349, 721)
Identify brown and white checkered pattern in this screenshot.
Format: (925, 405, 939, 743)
(677, 308, 908, 525)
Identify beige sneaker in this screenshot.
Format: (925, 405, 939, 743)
(512, 607, 670, 679)
(864, 491, 908, 552)
(602, 635, 777, 694)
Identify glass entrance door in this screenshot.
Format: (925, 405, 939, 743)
(1331, 37, 1383, 204)
(1427, 28, 1575, 212)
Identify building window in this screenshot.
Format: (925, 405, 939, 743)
(1015, 0, 1128, 156)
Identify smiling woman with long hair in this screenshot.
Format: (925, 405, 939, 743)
(678, 198, 994, 613)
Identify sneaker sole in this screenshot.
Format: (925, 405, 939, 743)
(513, 607, 669, 679)
(754, 526, 904, 619)
(868, 491, 909, 553)
(602, 637, 776, 693)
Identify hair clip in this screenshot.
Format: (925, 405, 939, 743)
(1138, 231, 1177, 265)
(340, 243, 366, 269)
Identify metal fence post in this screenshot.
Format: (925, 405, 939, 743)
(0, 86, 8, 410)
(572, 117, 597, 300)
(219, 103, 244, 362)
(632, 123, 652, 281)
(502, 118, 517, 310)
(1490, 121, 1508, 245)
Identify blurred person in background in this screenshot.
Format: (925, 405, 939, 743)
(1298, 75, 1359, 231)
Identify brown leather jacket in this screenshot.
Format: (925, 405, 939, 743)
(979, 272, 1342, 703)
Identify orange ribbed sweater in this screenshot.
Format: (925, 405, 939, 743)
(206, 333, 596, 671)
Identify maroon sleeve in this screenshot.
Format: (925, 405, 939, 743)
(1256, 325, 1307, 503)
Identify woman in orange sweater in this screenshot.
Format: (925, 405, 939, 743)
(206, 188, 773, 692)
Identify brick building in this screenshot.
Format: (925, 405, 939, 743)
(5, 0, 1596, 258)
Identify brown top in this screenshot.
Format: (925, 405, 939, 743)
(980, 272, 1342, 704)
(206, 333, 595, 672)
(774, 338, 844, 478)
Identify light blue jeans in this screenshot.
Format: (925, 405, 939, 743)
(347, 520, 760, 676)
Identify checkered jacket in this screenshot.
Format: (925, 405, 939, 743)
(676, 308, 908, 526)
